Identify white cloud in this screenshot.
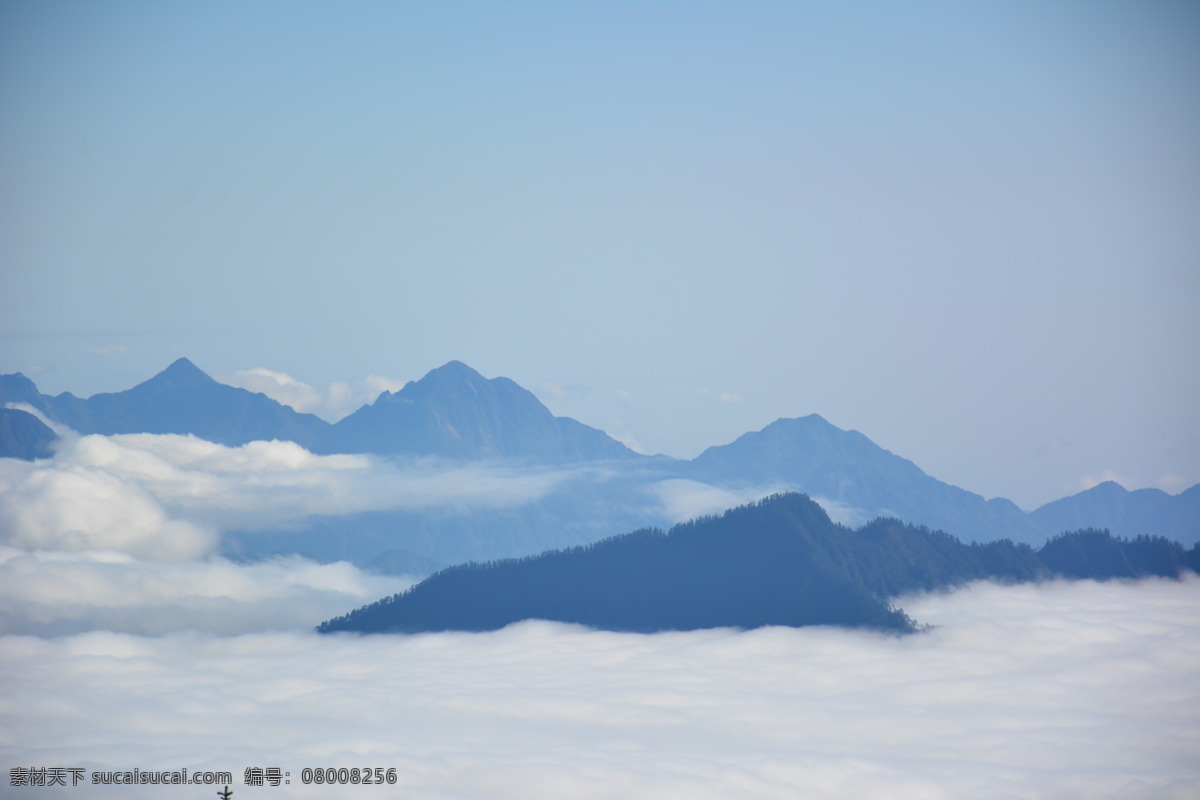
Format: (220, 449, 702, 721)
(810, 495, 872, 527)
(0, 453, 216, 561)
(650, 480, 869, 528)
(222, 367, 326, 414)
(611, 431, 647, 455)
(0, 547, 415, 636)
(1156, 472, 1189, 493)
(219, 368, 409, 421)
(0, 433, 582, 560)
(0, 577, 1196, 798)
(361, 374, 407, 398)
(650, 479, 790, 523)
(3, 402, 80, 446)
(718, 392, 742, 403)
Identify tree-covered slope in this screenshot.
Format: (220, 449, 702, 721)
(320, 493, 1199, 636)
(320, 493, 915, 634)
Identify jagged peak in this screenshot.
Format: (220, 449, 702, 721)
(0, 372, 41, 392)
(767, 414, 833, 429)
(1084, 480, 1129, 495)
(146, 357, 215, 387)
(727, 414, 846, 444)
(404, 361, 535, 401)
(422, 360, 487, 383)
(434, 359, 475, 373)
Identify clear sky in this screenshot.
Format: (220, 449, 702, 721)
(2, 1, 1197, 510)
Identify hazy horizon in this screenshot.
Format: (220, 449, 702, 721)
(2, 1, 1198, 510)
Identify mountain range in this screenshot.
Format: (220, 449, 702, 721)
(0, 358, 638, 464)
(0, 358, 329, 448)
(319, 492, 1200, 635)
(3, 358, 1197, 570)
(311, 360, 639, 462)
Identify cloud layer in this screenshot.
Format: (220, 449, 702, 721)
(648, 478, 871, 528)
(0, 433, 579, 561)
(0, 430, 572, 636)
(0, 547, 414, 636)
(2, 577, 1196, 799)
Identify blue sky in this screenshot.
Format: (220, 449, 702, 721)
(2, 1, 1197, 509)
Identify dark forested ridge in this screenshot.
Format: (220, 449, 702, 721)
(318, 493, 1200, 636)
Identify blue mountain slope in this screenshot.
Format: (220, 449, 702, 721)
(5, 358, 1193, 564)
(1031, 481, 1200, 546)
(0, 408, 57, 460)
(316, 360, 641, 463)
(0, 358, 331, 448)
(687, 415, 1043, 544)
(0, 373, 55, 417)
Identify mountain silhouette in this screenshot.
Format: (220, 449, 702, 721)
(320, 493, 921, 634)
(1030, 481, 1200, 545)
(687, 415, 1043, 543)
(0, 373, 55, 417)
(0, 358, 330, 448)
(319, 492, 1199, 635)
(4, 359, 1195, 567)
(315, 360, 641, 462)
(0, 408, 57, 460)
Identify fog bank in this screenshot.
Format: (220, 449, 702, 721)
(3, 577, 1197, 799)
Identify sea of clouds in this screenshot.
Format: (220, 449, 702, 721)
(3, 578, 1197, 799)
(1, 431, 1198, 798)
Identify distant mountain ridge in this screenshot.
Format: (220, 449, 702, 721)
(314, 360, 640, 463)
(1030, 481, 1200, 545)
(319, 493, 1200, 635)
(1, 358, 329, 448)
(0, 358, 639, 465)
(687, 414, 1042, 544)
(2, 358, 1196, 562)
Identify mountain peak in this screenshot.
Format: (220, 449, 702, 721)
(423, 360, 486, 384)
(434, 359, 475, 373)
(765, 414, 833, 432)
(150, 357, 215, 387)
(320, 360, 640, 462)
(0, 372, 45, 403)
